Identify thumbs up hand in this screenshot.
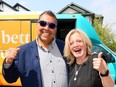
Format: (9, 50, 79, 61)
(5, 48, 20, 64)
(93, 52, 108, 74)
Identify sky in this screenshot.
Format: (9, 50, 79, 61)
(3, 0, 116, 34)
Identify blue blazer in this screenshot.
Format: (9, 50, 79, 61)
(2, 39, 69, 87)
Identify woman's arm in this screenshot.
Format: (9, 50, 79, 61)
(100, 73, 114, 87)
(93, 52, 114, 87)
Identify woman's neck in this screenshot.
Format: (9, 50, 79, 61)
(76, 56, 88, 64)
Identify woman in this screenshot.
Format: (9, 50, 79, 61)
(64, 29, 114, 87)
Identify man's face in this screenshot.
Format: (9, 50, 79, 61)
(37, 14, 57, 44)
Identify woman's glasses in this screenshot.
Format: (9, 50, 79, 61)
(37, 20, 57, 29)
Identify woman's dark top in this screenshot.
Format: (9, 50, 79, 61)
(69, 55, 103, 87)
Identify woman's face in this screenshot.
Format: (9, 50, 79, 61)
(69, 32, 87, 59)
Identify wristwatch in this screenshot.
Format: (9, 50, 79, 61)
(100, 70, 109, 77)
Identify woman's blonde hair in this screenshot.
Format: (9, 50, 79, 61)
(64, 29, 92, 65)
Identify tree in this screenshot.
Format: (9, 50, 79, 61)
(93, 18, 116, 51)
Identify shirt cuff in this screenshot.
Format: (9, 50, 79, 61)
(3, 63, 12, 69)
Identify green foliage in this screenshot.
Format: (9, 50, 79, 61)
(93, 18, 116, 51)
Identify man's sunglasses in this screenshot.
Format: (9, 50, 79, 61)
(37, 20, 57, 29)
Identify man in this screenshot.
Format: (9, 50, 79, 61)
(2, 10, 69, 87)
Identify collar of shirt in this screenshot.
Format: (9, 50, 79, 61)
(36, 37, 56, 52)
